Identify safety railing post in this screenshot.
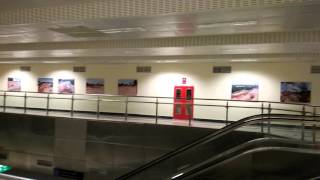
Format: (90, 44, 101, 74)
(24, 92, 27, 114)
(301, 105, 306, 141)
(188, 101, 192, 127)
(125, 96, 128, 121)
(155, 98, 159, 124)
(261, 102, 264, 133)
(71, 94, 74, 117)
(46, 94, 50, 115)
(225, 101, 229, 126)
(312, 107, 317, 143)
(267, 103, 271, 135)
(96, 96, 100, 119)
(3, 91, 6, 112)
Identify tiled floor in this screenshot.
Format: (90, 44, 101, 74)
(1, 107, 319, 143)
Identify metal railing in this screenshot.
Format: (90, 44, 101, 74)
(0, 90, 319, 128)
(116, 114, 320, 180)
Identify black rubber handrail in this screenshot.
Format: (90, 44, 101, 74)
(174, 137, 320, 179)
(116, 113, 320, 180)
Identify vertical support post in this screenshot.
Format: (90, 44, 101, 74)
(155, 98, 159, 124)
(125, 96, 128, 121)
(261, 102, 264, 133)
(3, 91, 6, 112)
(312, 124, 316, 143)
(301, 105, 306, 141)
(267, 103, 271, 135)
(301, 122, 305, 141)
(96, 96, 100, 119)
(188, 103, 192, 127)
(225, 101, 229, 126)
(312, 107, 317, 143)
(71, 94, 74, 117)
(24, 92, 27, 114)
(46, 94, 50, 115)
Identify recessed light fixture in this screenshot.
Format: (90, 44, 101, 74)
(230, 59, 257, 62)
(156, 60, 178, 63)
(197, 20, 257, 29)
(42, 61, 75, 64)
(98, 27, 146, 34)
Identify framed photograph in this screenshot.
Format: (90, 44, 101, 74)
(281, 82, 311, 103)
(118, 79, 137, 96)
(8, 78, 21, 91)
(38, 78, 53, 93)
(86, 78, 104, 94)
(58, 79, 74, 94)
(231, 84, 259, 101)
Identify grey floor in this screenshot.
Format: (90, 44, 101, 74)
(1, 107, 319, 143)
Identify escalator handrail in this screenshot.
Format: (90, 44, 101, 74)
(174, 137, 320, 179)
(116, 113, 320, 180)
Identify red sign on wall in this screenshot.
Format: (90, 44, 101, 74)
(182, 77, 187, 84)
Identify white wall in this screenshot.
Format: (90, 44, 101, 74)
(0, 62, 318, 121)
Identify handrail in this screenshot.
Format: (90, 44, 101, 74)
(0, 89, 319, 107)
(173, 137, 320, 179)
(0, 90, 319, 120)
(116, 113, 320, 180)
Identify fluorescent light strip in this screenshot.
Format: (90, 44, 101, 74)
(230, 59, 257, 62)
(197, 20, 257, 29)
(98, 27, 146, 34)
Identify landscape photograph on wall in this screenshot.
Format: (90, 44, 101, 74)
(118, 79, 138, 96)
(86, 78, 104, 94)
(38, 78, 53, 93)
(7, 78, 21, 92)
(281, 82, 311, 103)
(231, 84, 259, 101)
(58, 79, 74, 94)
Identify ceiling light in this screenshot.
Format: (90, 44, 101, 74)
(42, 61, 75, 64)
(230, 59, 257, 62)
(98, 27, 146, 34)
(197, 20, 257, 29)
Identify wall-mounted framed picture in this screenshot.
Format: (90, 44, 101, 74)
(118, 79, 137, 96)
(281, 82, 311, 103)
(58, 79, 74, 94)
(231, 84, 259, 101)
(38, 78, 53, 93)
(86, 79, 104, 94)
(8, 78, 21, 92)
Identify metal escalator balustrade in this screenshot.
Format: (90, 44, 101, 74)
(116, 114, 320, 180)
(172, 138, 320, 179)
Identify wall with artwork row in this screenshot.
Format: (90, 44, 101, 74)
(0, 62, 318, 121)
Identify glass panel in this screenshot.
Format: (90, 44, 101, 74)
(186, 89, 192, 100)
(186, 104, 192, 115)
(175, 89, 181, 100)
(175, 104, 181, 114)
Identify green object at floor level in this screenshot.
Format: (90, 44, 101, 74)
(0, 164, 12, 173)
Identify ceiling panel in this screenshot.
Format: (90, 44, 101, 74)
(0, 3, 320, 44)
(0, 0, 89, 11)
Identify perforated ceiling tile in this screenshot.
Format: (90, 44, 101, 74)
(0, 0, 317, 25)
